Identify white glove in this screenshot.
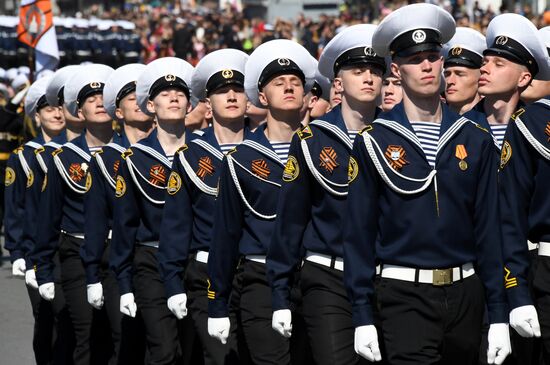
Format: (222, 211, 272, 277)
(120, 293, 137, 317)
(487, 323, 511, 365)
(87, 283, 104, 310)
(208, 317, 230, 345)
(38, 282, 55, 301)
(11, 258, 26, 277)
(272, 309, 292, 338)
(25, 270, 38, 289)
(167, 293, 188, 319)
(354, 325, 382, 362)
(510, 305, 541, 338)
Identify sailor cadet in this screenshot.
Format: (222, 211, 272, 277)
(46, 65, 87, 142)
(306, 59, 332, 120)
(109, 56, 194, 364)
(3, 74, 70, 365)
(266, 24, 385, 365)
(343, 4, 511, 364)
(157, 48, 250, 365)
(80, 63, 154, 364)
(32, 63, 114, 365)
(499, 23, 550, 365)
(442, 27, 486, 116)
(206, 39, 316, 364)
(380, 60, 403, 113)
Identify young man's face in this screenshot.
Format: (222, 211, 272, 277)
(380, 75, 403, 112)
(147, 88, 190, 123)
(36, 106, 65, 135)
(116, 91, 153, 124)
(78, 93, 111, 124)
(329, 82, 342, 108)
(207, 84, 248, 122)
(478, 55, 531, 96)
(392, 51, 443, 98)
(258, 74, 305, 112)
(444, 66, 480, 106)
(334, 65, 383, 104)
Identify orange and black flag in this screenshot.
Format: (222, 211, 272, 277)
(17, 0, 54, 48)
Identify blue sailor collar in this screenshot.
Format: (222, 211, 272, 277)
(65, 133, 92, 158)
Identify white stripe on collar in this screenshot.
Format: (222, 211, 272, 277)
(64, 142, 91, 162)
(535, 99, 550, 108)
(310, 119, 353, 150)
(132, 143, 171, 168)
(94, 153, 117, 190)
(25, 141, 42, 150)
(191, 139, 224, 161)
(374, 119, 424, 152)
(104, 142, 126, 154)
(241, 139, 284, 166)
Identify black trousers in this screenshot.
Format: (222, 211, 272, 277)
(27, 280, 75, 365)
(186, 258, 240, 365)
(59, 234, 95, 365)
(239, 260, 291, 365)
(300, 261, 366, 365)
(533, 254, 550, 364)
(133, 246, 181, 365)
(377, 274, 485, 365)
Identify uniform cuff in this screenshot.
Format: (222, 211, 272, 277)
(165, 279, 186, 298)
(506, 285, 533, 312)
(117, 278, 133, 295)
(487, 301, 510, 324)
(208, 297, 229, 318)
(84, 264, 100, 285)
(9, 250, 24, 263)
(271, 289, 290, 311)
(35, 266, 54, 285)
(352, 304, 374, 327)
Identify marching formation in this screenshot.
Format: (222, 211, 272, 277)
(5, 3, 550, 365)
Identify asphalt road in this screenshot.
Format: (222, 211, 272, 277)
(0, 246, 35, 364)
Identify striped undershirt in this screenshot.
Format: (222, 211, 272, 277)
(348, 130, 359, 145)
(88, 146, 102, 154)
(270, 142, 291, 164)
(219, 143, 238, 155)
(166, 155, 174, 163)
(489, 124, 507, 150)
(410, 121, 440, 168)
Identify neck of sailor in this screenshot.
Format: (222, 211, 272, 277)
(156, 118, 186, 157)
(64, 114, 85, 141)
(213, 117, 245, 145)
(401, 87, 442, 123)
(123, 120, 155, 145)
(341, 94, 378, 132)
(264, 107, 302, 143)
(483, 91, 520, 126)
(448, 93, 482, 116)
(85, 121, 113, 148)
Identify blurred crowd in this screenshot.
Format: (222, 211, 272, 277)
(1, 0, 549, 76)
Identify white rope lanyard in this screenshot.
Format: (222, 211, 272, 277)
(125, 156, 166, 205)
(53, 154, 88, 194)
(226, 154, 278, 220)
(301, 139, 348, 197)
(515, 117, 550, 161)
(17, 150, 32, 179)
(178, 151, 218, 196)
(95, 153, 117, 190)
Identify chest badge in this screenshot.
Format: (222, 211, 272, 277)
(545, 122, 550, 142)
(149, 164, 166, 186)
(113, 160, 120, 177)
(251, 159, 270, 179)
(319, 147, 339, 174)
(455, 144, 468, 171)
(197, 156, 215, 180)
(384, 145, 408, 171)
(69, 163, 85, 182)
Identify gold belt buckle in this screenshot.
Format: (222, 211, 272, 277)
(432, 268, 453, 286)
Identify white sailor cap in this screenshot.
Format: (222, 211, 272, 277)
(244, 39, 316, 107)
(18, 66, 30, 75)
(309, 57, 331, 101)
(136, 57, 194, 116)
(25, 75, 54, 120)
(318, 24, 386, 80)
(538, 26, 550, 56)
(37, 69, 55, 80)
(64, 64, 114, 118)
(191, 48, 249, 100)
(372, 3, 456, 58)
(6, 68, 18, 82)
(0, 68, 5, 81)
(484, 13, 550, 80)
(442, 27, 485, 69)
(46, 65, 82, 107)
(11, 73, 29, 91)
(103, 63, 146, 120)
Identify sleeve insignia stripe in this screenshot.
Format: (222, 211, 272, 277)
(297, 125, 313, 140)
(207, 279, 216, 299)
(504, 267, 518, 289)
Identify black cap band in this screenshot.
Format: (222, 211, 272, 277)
(546, 47, 550, 58)
(258, 58, 305, 90)
(484, 36, 538, 76)
(77, 82, 105, 106)
(445, 46, 483, 69)
(333, 46, 386, 75)
(149, 74, 190, 100)
(116, 81, 137, 107)
(58, 87, 65, 105)
(390, 29, 442, 58)
(310, 81, 322, 98)
(36, 95, 49, 111)
(205, 70, 245, 96)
